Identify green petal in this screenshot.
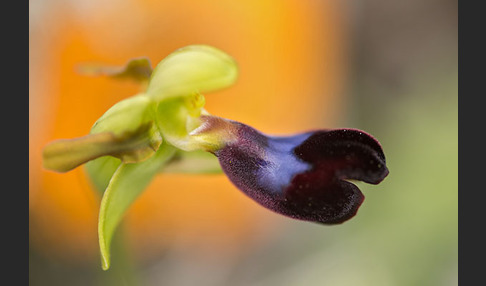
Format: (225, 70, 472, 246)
(43, 95, 162, 173)
(43, 124, 160, 173)
(146, 45, 238, 101)
(43, 133, 119, 173)
(162, 150, 222, 174)
(98, 143, 176, 270)
(77, 57, 153, 84)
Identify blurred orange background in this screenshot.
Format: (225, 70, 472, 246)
(30, 0, 349, 270)
(30, 1, 459, 285)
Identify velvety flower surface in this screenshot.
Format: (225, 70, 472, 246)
(210, 116, 389, 224)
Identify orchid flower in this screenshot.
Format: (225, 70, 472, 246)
(42, 45, 389, 270)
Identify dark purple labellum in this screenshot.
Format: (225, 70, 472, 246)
(214, 122, 389, 224)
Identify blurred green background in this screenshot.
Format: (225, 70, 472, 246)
(29, 0, 457, 285)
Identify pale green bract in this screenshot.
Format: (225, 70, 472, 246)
(43, 45, 239, 270)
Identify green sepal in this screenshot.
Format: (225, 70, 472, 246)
(98, 143, 176, 270)
(90, 94, 162, 164)
(91, 94, 153, 137)
(146, 45, 238, 101)
(162, 149, 222, 174)
(85, 156, 122, 193)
